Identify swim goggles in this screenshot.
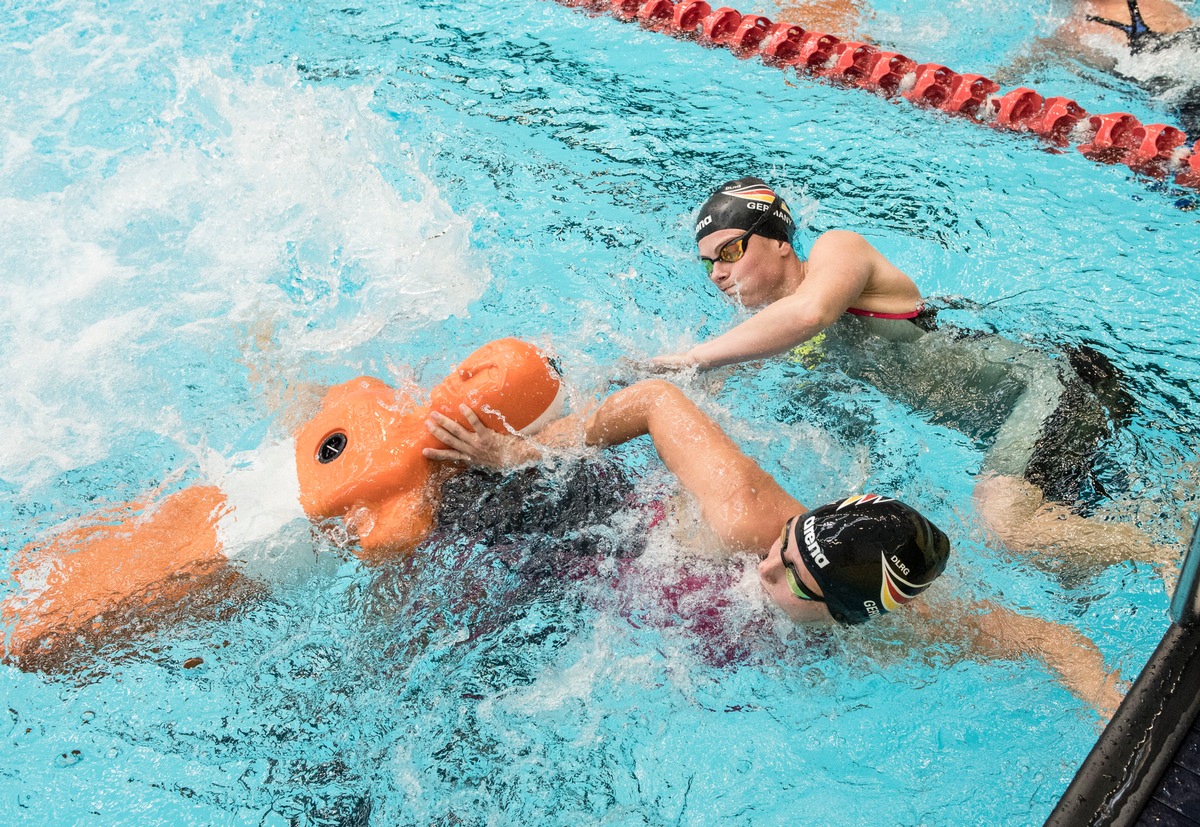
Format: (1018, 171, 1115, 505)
(699, 195, 782, 276)
(780, 515, 824, 602)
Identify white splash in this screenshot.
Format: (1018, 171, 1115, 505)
(0, 48, 488, 487)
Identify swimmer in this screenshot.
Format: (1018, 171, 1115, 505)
(1003, 0, 1200, 133)
(1070, 0, 1200, 132)
(423, 379, 1128, 716)
(1066, 0, 1194, 60)
(775, 0, 870, 39)
(434, 378, 950, 626)
(647, 176, 1170, 568)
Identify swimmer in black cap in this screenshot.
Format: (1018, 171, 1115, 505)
(425, 379, 1127, 714)
(649, 176, 1172, 570)
(659, 175, 927, 370)
(426, 377, 947, 626)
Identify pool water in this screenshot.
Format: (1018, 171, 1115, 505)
(2, 0, 1199, 824)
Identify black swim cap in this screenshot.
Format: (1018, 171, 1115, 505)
(792, 495, 950, 625)
(694, 176, 796, 245)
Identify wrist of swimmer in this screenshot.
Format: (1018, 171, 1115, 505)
(679, 348, 705, 368)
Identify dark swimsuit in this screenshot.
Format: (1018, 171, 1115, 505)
(808, 303, 1124, 510)
(1087, 0, 1157, 47)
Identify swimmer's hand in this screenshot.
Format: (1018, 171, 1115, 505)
(423, 405, 542, 471)
(606, 355, 692, 386)
(637, 353, 699, 374)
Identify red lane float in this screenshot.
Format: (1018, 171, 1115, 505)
(700, 7, 742, 46)
(729, 14, 771, 52)
(861, 52, 915, 97)
(1027, 96, 1087, 146)
(823, 41, 880, 86)
(637, 0, 674, 30)
(2, 338, 563, 662)
(760, 23, 804, 63)
(992, 87, 1045, 130)
(1175, 141, 1200, 188)
(613, 0, 641, 21)
(1079, 112, 1142, 163)
(672, 0, 709, 35)
(1127, 124, 1188, 177)
(792, 30, 839, 71)
(557, 0, 1198, 190)
(904, 64, 957, 108)
(943, 74, 999, 117)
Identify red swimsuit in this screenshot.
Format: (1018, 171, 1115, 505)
(845, 301, 925, 321)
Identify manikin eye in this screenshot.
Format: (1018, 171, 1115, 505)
(317, 432, 348, 464)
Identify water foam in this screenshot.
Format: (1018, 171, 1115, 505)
(0, 52, 488, 487)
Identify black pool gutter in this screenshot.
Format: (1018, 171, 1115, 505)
(1044, 517, 1200, 827)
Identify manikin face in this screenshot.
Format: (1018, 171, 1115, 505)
(758, 517, 833, 625)
(697, 229, 790, 308)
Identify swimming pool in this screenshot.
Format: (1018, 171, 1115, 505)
(2, 0, 1199, 823)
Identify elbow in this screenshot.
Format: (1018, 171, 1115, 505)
(586, 380, 689, 446)
(622, 379, 686, 411)
(789, 309, 836, 346)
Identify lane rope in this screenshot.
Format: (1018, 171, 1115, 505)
(559, 0, 1200, 192)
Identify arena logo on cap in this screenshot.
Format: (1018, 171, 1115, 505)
(836, 493, 893, 510)
(802, 515, 829, 567)
(879, 553, 927, 612)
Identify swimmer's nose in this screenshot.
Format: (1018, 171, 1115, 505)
(757, 556, 773, 584)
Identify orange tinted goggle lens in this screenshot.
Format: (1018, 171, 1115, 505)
(719, 237, 747, 262)
(700, 236, 749, 275)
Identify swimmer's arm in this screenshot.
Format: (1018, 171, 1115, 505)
(676, 293, 846, 369)
(663, 232, 872, 370)
(584, 380, 802, 550)
(961, 601, 1125, 719)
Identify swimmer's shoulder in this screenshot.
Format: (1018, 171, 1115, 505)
(809, 230, 905, 278)
(808, 229, 872, 260)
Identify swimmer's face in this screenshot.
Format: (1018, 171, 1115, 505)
(698, 229, 789, 307)
(758, 516, 833, 624)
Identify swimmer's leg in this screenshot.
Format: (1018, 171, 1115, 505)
(973, 474, 1172, 567)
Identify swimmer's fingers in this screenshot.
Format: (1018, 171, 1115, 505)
(424, 408, 521, 470)
(424, 412, 478, 454)
(458, 404, 490, 435)
(421, 446, 472, 463)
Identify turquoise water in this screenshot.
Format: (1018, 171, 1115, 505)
(2, 0, 1199, 824)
